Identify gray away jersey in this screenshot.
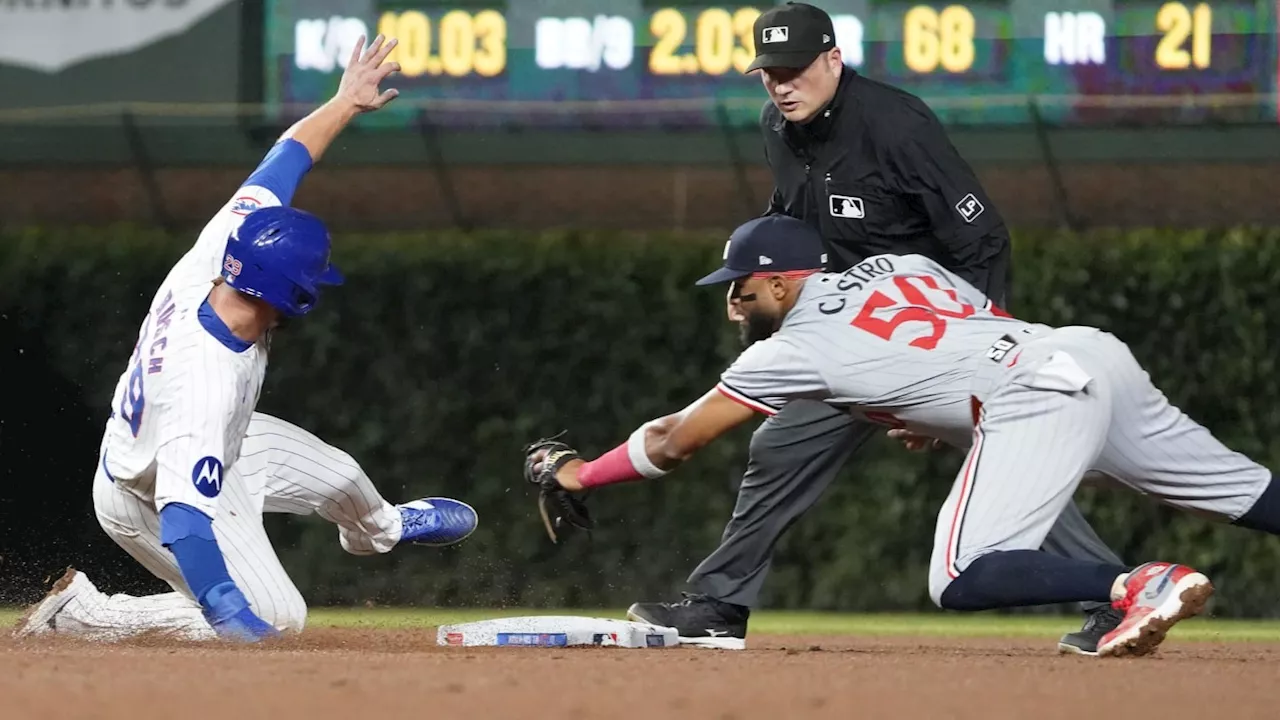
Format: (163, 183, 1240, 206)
(718, 254, 1046, 445)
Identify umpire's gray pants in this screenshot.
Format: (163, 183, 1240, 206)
(686, 399, 1125, 612)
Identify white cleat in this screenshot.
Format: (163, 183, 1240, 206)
(13, 567, 87, 638)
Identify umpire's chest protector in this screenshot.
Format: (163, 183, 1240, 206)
(761, 73, 947, 272)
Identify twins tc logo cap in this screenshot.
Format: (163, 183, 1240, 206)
(746, 2, 837, 73)
(695, 215, 829, 286)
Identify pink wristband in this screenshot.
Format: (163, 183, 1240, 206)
(577, 442, 642, 488)
(577, 424, 670, 488)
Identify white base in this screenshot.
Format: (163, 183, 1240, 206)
(436, 616, 679, 649)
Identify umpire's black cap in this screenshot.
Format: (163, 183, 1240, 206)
(745, 2, 837, 73)
(695, 215, 828, 286)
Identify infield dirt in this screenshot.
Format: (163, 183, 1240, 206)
(3, 628, 1275, 719)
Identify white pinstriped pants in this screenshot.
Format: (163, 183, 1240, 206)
(64, 413, 403, 640)
(928, 327, 1273, 605)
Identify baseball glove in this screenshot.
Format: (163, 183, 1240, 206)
(522, 433, 595, 544)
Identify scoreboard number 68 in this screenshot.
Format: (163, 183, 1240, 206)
(903, 5, 976, 74)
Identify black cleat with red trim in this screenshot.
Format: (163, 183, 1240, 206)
(1057, 606, 1124, 656)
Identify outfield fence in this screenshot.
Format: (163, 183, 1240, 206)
(3, 225, 1278, 614)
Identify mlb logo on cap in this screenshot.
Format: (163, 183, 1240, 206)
(746, 3, 837, 73)
(695, 215, 828, 286)
(762, 26, 789, 43)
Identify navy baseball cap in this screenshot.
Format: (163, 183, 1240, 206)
(746, 3, 837, 73)
(695, 214, 828, 286)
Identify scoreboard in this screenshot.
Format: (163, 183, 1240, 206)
(264, 1, 1278, 126)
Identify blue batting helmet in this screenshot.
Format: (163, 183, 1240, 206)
(221, 206, 343, 317)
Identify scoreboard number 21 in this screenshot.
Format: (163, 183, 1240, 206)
(1156, 2, 1212, 69)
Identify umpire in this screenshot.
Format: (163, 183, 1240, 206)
(628, 2, 1128, 655)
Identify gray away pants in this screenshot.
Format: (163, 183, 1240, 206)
(686, 399, 1125, 613)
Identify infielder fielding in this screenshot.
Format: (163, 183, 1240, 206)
(627, 2, 1130, 655)
(15, 35, 477, 643)
(523, 215, 1279, 657)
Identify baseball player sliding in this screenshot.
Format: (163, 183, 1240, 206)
(15, 35, 477, 643)
(524, 214, 1280, 657)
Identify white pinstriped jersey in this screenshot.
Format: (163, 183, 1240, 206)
(718, 254, 1049, 444)
(101, 143, 308, 518)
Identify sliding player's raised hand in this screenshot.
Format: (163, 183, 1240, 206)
(337, 34, 401, 112)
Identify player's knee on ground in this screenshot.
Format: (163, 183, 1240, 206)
(271, 593, 308, 634)
(249, 586, 308, 634)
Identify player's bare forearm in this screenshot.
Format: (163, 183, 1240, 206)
(280, 34, 400, 164)
(642, 414, 687, 469)
(648, 390, 759, 469)
(280, 99, 362, 164)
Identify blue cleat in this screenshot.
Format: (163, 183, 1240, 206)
(397, 498, 478, 547)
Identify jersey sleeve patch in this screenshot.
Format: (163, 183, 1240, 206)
(191, 456, 225, 499)
(223, 185, 282, 219)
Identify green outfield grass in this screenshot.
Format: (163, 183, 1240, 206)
(7, 606, 1280, 643)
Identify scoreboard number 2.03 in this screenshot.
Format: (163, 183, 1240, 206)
(649, 7, 760, 75)
(644, 6, 868, 75)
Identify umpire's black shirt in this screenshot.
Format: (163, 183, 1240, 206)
(762, 69, 1010, 304)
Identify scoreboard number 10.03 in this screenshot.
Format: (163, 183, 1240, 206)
(376, 10, 507, 77)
